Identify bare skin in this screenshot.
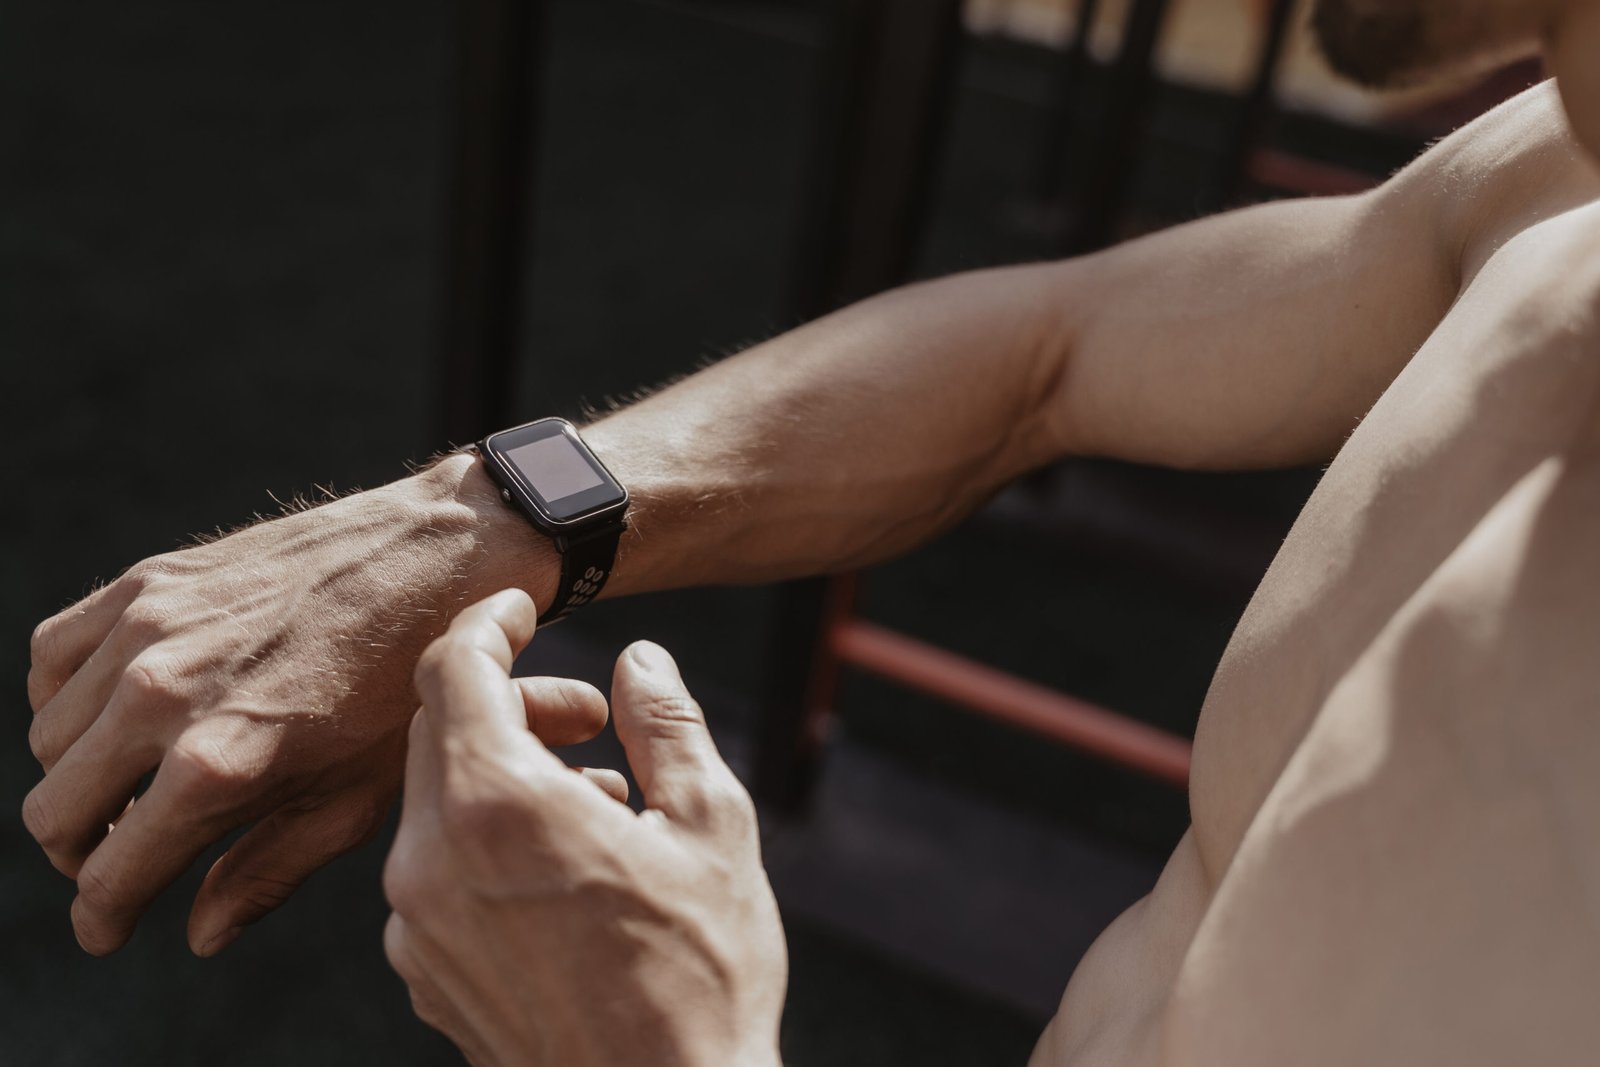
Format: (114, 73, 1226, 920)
(1035, 87, 1600, 1065)
(23, 0, 1600, 1060)
(384, 593, 784, 1067)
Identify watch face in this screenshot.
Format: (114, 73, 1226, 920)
(484, 419, 628, 526)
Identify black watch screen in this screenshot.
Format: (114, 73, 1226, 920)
(481, 418, 628, 530)
(478, 418, 629, 625)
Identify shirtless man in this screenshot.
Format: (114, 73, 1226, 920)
(23, 0, 1600, 1061)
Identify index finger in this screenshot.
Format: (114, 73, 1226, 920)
(411, 589, 558, 766)
(29, 578, 139, 713)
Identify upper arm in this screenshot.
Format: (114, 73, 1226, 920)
(1042, 80, 1589, 472)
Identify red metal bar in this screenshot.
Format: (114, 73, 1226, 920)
(830, 619, 1193, 788)
(799, 573, 863, 750)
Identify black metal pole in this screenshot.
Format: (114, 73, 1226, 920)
(434, 0, 542, 448)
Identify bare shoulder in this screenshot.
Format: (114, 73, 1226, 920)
(1383, 80, 1600, 282)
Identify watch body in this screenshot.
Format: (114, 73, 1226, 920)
(478, 418, 629, 624)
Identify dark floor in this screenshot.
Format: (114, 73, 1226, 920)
(0, 0, 1382, 1062)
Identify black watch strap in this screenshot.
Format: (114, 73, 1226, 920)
(544, 522, 624, 625)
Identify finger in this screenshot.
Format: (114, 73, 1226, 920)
(413, 590, 561, 770)
(577, 767, 629, 804)
(28, 624, 147, 770)
(383, 913, 456, 1034)
(515, 677, 609, 746)
(28, 579, 139, 712)
(189, 794, 394, 956)
(383, 910, 422, 988)
(22, 696, 164, 878)
(609, 642, 748, 829)
(440, 587, 539, 673)
(383, 912, 491, 1063)
(67, 733, 251, 956)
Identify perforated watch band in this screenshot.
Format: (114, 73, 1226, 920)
(542, 521, 624, 624)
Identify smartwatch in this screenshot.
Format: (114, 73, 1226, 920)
(476, 418, 630, 625)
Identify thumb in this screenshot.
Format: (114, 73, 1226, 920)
(610, 641, 749, 831)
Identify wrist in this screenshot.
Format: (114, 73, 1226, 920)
(410, 413, 710, 616)
(403, 451, 563, 616)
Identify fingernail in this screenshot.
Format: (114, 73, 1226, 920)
(197, 926, 243, 958)
(627, 641, 680, 680)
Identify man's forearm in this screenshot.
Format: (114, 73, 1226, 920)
(432, 264, 1077, 611)
(425, 166, 1465, 615)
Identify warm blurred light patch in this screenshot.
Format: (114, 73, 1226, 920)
(964, 0, 1484, 121)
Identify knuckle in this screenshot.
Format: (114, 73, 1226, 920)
(167, 731, 252, 798)
(382, 858, 428, 918)
(74, 863, 125, 917)
(389, 944, 446, 1030)
(122, 652, 186, 707)
(71, 901, 124, 957)
(21, 786, 64, 848)
(26, 665, 59, 715)
(29, 617, 63, 668)
(382, 914, 413, 976)
(26, 715, 56, 766)
(118, 600, 174, 644)
(123, 555, 173, 591)
(383, 918, 441, 1028)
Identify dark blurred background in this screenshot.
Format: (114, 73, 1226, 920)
(2, 0, 1532, 1063)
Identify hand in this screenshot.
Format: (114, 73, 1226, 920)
(382, 590, 787, 1067)
(23, 457, 559, 955)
